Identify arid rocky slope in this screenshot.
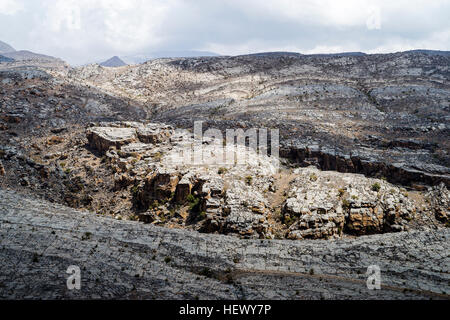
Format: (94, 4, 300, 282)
(61, 52, 450, 186)
(1, 189, 448, 299)
(1, 52, 448, 238)
(0, 51, 449, 299)
(1, 118, 448, 241)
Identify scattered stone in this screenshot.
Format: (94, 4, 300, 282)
(1, 113, 24, 123)
(19, 177, 29, 186)
(47, 136, 64, 145)
(50, 127, 67, 134)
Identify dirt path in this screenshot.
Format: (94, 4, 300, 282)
(268, 168, 297, 210)
(264, 168, 297, 236)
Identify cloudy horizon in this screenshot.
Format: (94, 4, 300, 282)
(0, 0, 449, 65)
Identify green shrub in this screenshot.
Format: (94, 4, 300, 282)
(149, 200, 159, 210)
(342, 199, 350, 209)
(131, 185, 140, 196)
(187, 194, 201, 213)
(198, 211, 207, 220)
(371, 182, 381, 192)
(283, 214, 294, 227)
(152, 152, 163, 161)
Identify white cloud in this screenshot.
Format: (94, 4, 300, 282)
(0, 0, 23, 15)
(234, 0, 378, 28)
(0, 0, 448, 64)
(25, 0, 171, 63)
(44, 0, 82, 32)
(366, 6, 381, 30)
(367, 27, 450, 53)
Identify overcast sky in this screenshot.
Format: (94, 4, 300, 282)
(0, 0, 449, 65)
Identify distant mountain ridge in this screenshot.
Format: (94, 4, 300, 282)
(238, 52, 303, 58)
(229, 50, 450, 59)
(308, 52, 367, 57)
(403, 49, 450, 56)
(100, 56, 127, 67)
(1, 50, 62, 62)
(121, 50, 220, 64)
(2, 37, 448, 66)
(236, 51, 368, 58)
(88, 49, 450, 67)
(0, 40, 15, 54)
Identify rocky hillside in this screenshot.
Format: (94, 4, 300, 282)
(0, 42, 67, 70)
(1, 51, 449, 238)
(0, 40, 15, 54)
(0, 50, 449, 299)
(0, 189, 448, 299)
(121, 50, 220, 64)
(66, 51, 450, 188)
(1, 50, 63, 63)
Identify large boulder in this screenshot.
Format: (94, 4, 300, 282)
(134, 168, 180, 210)
(200, 179, 269, 238)
(87, 127, 137, 154)
(283, 182, 345, 240)
(346, 206, 384, 234)
(137, 124, 173, 144)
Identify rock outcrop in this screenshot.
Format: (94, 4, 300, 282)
(1, 189, 449, 299)
(1, 51, 449, 243)
(86, 122, 174, 155)
(87, 127, 137, 154)
(137, 124, 173, 144)
(427, 183, 450, 223)
(283, 167, 416, 239)
(1, 50, 449, 300)
(77, 122, 448, 240)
